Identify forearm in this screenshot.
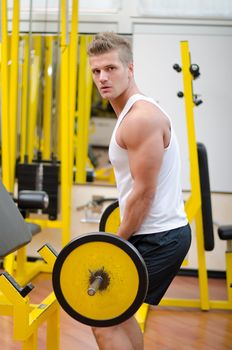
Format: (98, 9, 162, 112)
(117, 188, 154, 240)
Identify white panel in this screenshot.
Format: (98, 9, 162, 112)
(138, 0, 232, 19)
(79, 0, 121, 13)
(133, 26, 232, 192)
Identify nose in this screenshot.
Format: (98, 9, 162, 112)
(99, 70, 108, 83)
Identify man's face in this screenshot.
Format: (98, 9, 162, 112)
(89, 49, 133, 100)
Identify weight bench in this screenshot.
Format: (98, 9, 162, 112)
(3, 186, 49, 282)
(0, 181, 32, 258)
(0, 179, 59, 349)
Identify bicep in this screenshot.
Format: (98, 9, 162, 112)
(126, 123, 164, 191)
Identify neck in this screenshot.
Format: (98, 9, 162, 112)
(109, 84, 141, 117)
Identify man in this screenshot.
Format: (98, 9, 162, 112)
(87, 32, 191, 350)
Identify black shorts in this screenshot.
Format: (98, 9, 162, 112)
(129, 224, 191, 305)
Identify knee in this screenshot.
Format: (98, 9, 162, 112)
(92, 326, 115, 343)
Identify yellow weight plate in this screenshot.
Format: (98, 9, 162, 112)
(99, 201, 120, 234)
(52, 232, 148, 327)
(60, 242, 139, 319)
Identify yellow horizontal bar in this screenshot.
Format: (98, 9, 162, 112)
(29, 293, 57, 326)
(209, 300, 232, 310)
(160, 298, 232, 311)
(160, 298, 202, 309)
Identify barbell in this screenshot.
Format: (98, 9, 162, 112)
(52, 232, 148, 327)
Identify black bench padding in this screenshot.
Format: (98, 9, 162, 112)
(197, 142, 215, 251)
(0, 180, 32, 258)
(218, 225, 232, 240)
(26, 223, 41, 236)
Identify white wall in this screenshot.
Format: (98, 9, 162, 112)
(133, 23, 232, 192)
(6, 0, 232, 33)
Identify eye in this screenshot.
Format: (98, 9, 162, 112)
(92, 69, 100, 75)
(107, 66, 116, 72)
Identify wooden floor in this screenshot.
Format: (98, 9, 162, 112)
(0, 272, 231, 350)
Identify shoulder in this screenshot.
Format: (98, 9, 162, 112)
(116, 99, 171, 149)
(123, 99, 170, 132)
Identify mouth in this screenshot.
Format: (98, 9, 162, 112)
(100, 86, 111, 92)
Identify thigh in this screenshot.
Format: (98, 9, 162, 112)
(129, 224, 191, 305)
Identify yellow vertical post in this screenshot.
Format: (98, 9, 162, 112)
(84, 35, 93, 171)
(69, 0, 79, 185)
(43, 36, 53, 160)
(75, 35, 93, 183)
(60, 0, 71, 246)
(180, 41, 209, 310)
(226, 251, 232, 304)
(20, 35, 29, 162)
(1, 0, 11, 190)
(27, 36, 42, 163)
(46, 307, 60, 349)
(1, 0, 16, 274)
(22, 333, 38, 350)
(9, 0, 20, 190)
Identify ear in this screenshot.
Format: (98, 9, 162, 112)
(128, 63, 134, 76)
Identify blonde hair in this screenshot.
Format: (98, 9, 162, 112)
(87, 32, 133, 65)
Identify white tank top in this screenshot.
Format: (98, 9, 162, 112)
(109, 94, 188, 235)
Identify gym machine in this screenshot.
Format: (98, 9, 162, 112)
(0, 180, 59, 350)
(0, 0, 79, 284)
(172, 41, 231, 311)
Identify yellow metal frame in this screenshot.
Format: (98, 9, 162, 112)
(14, 1, 78, 282)
(0, 1, 79, 284)
(95, 165, 116, 185)
(43, 36, 53, 160)
(1, 0, 11, 191)
(27, 36, 42, 163)
(1, 0, 17, 274)
(59, 0, 73, 247)
(9, 0, 20, 191)
(159, 41, 232, 311)
(159, 41, 210, 310)
(75, 35, 93, 183)
(20, 34, 29, 163)
(0, 246, 60, 350)
(69, 0, 79, 187)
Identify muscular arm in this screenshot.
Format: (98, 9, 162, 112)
(116, 108, 166, 240)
